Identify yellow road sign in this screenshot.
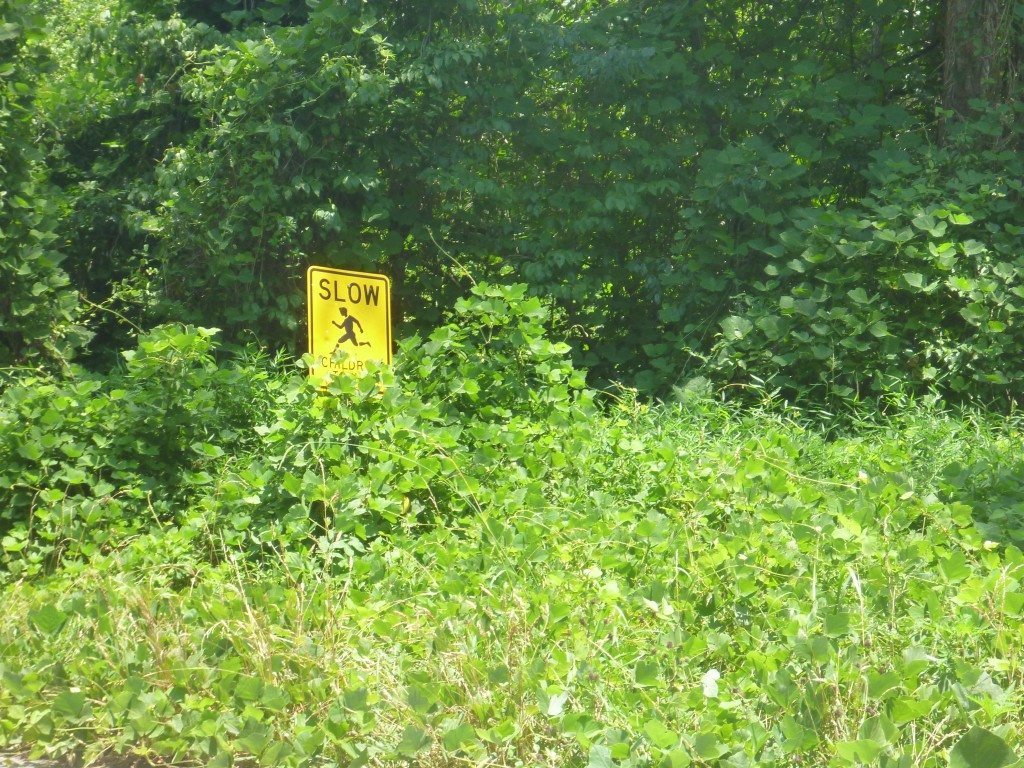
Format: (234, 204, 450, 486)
(307, 266, 391, 377)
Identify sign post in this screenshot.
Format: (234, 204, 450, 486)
(306, 266, 391, 377)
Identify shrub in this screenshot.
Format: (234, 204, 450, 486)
(0, 325, 273, 574)
(0, 283, 593, 574)
(711, 117, 1024, 405)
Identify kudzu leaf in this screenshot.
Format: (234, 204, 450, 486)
(948, 727, 1017, 768)
(52, 691, 88, 718)
(588, 744, 615, 768)
(847, 288, 870, 304)
(721, 316, 753, 340)
(29, 604, 67, 635)
(867, 670, 902, 699)
(634, 659, 661, 687)
(912, 214, 936, 231)
(396, 725, 430, 757)
(891, 697, 933, 724)
(234, 675, 263, 702)
(643, 719, 679, 750)
(960, 303, 987, 324)
(442, 723, 477, 752)
(835, 739, 884, 763)
(939, 551, 971, 582)
(261, 685, 290, 711)
(902, 272, 924, 289)
(663, 749, 692, 768)
(693, 733, 727, 759)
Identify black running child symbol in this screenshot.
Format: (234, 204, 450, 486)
(333, 306, 372, 350)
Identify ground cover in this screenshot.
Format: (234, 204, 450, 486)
(1, 287, 1023, 767)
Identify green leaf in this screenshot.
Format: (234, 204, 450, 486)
(835, 739, 885, 763)
(962, 240, 987, 256)
(407, 683, 434, 715)
(867, 321, 889, 338)
(234, 675, 263, 702)
(867, 670, 902, 699)
(442, 723, 477, 752)
(396, 725, 430, 757)
(693, 733, 726, 759)
(0, 23, 21, 42)
(847, 288, 871, 304)
(949, 727, 1018, 768)
(891, 697, 933, 724)
(960, 303, 987, 324)
(29, 604, 68, 635)
(343, 688, 368, 712)
(940, 551, 971, 582)
(662, 749, 692, 768)
(544, 689, 568, 716)
(588, 744, 615, 768)
(911, 213, 936, 231)
(261, 685, 290, 711)
(824, 612, 853, 636)
(721, 316, 753, 340)
(634, 659, 661, 687)
(52, 691, 88, 718)
(902, 272, 924, 290)
(643, 719, 679, 750)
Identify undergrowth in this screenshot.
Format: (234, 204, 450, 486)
(1, 285, 1023, 767)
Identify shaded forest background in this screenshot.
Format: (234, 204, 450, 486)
(2, 0, 1023, 401)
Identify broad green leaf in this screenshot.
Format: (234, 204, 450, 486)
(912, 213, 936, 231)
(442, 723, 477, 752)
(588, 744, 615, 768)
(643, 719, 679, 750)
(52, 691, 88, 718)
(396, 725, 430, 757)
(634, 660, 661, 687)
(867, 671, 902, 699)
(261, 686, 290, 711)
(29, 604, 68, 635)
(662, 749, 692, 768)
(234, 676, 263, 702)
(940, 552, 971, 582)
(960, 303, 987, 324)
(835, 739, 885, 763)
(693, 733, 727, 759)
(721, 316, 753, 340)
(847, 288, 871, 304)
(902, 272, 924, 289)
(891, 697, 933, 724)
(949, 727, 1017, 768)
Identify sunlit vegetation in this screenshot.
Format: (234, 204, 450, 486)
(1, 0, 1023, 765)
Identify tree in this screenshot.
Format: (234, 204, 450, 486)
(943, 0, 1021, 119)
(0, 0, 86, 370)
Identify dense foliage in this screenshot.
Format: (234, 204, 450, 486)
(3, 1, 1024, 765)
(2, 0, 1021, 398)
(0, 284, 585, 573)
(2, 291, 1023, 765)
(0, 2, 87, 369)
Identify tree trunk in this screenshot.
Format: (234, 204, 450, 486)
(943, 0, 1017, 117)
